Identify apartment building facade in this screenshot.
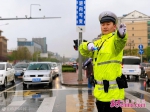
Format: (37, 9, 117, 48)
(118, 10, 150, 51)
(0, 30, 8, 61)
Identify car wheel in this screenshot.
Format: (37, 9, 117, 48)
(135, 76, 139, 81)
(4, 92, 7, 99)
(2, 78, 7, 89)
(23, 83, 27, 88)
(146, 76, 150, 84)
(11, 76, 15, 85)
(48, 81, 53, 87)
(127, 75, 130, 80)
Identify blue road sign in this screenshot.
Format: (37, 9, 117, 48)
(139, 49, 144, 55)
(138, 44, 143, 49)
(76, 0, 86, 26)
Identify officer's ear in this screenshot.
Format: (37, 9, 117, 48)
(113, 23, 117, 31)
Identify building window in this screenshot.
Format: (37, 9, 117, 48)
(18, 42, 33, 46)
(132, 15, 134, 17)
(132, 27, 134, 30)
(148, 21, 150, 26)
(148, 34, 150, 39)
(132, 21, 134, 23)
(148, 27, 150, 32)
(132, 34, 134, 36)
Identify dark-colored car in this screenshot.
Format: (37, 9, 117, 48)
(14, 62, 29, 77)
(140, 63, 146, 78)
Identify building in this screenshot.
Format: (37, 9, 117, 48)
(47, 51, 54, 57)
(0, 30, 8, 61)
(118, 10, 150, 50)
(32, 37, 47, 53)
(17, 38, 42, 54)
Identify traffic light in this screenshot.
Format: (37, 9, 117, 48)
(73, 39, 78, 51)
(83, 39, 87, 42)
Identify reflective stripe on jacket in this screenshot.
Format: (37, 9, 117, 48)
(79, 31, 128, 102)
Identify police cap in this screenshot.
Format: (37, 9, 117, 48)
(99, 11, 118, 24)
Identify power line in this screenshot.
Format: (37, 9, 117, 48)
(0, 17, 61, 20)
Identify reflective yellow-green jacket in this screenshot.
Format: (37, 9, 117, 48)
(79, 31, 128, 102)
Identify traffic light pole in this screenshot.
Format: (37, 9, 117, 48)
(78, 32, 83, 81)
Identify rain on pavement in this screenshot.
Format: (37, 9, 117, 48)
(0, 76, 150, 112)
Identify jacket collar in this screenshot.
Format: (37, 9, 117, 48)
(101, 32, 115, 39)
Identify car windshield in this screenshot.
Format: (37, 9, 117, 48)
(0, 64, 5, 70)
(15, 64, 28, 68)
(53, 63, 57, 67)
(122, 58, 140, 65)
(27, 63, 50, 70)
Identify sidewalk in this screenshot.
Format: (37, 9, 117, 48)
(61, 70, 88, 86)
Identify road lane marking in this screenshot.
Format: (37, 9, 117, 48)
(37, 97, 56, 112)
(23, 91, 40, 96)
(0, 100, 26, 112)
(7, 88, 90, 92)
(126, 92, 150, 111)
(0, 82, 22, 94)
(126, 88, 150, 97)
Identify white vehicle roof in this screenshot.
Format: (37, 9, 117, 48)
(123, 56, 140, 59)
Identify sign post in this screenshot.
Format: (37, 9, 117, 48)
(76, 0, 86, 81)
(138, 44, 144, 63)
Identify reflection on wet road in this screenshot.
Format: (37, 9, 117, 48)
(0, 76, 150, 112)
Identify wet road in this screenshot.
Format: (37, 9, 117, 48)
(0, 76, 150, 112)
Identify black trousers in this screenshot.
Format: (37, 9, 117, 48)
(96, 100, 122, 112)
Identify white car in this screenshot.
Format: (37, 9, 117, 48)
(122, 56, 141, 80)
(0, 62, 15, 89)
(23, 62, 53, 88)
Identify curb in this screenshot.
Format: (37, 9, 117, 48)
(60, 72, 88, 87)
(60, 74, 88, 86)
(61, 82, 88, 86)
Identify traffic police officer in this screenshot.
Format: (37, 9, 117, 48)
(79, 11, 128, 112)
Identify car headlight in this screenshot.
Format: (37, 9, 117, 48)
(0, 74, 3, 77)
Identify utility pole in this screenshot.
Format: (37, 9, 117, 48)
(130, 41, 131, 55)
(78, 32, 83, 81)
(76, 0, 86, 81)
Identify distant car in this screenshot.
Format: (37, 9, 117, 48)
(72, 63, 78, 69)
(141, 63, 150, 84)
(14, 62, 29, 77)
(122, 56, 141, 80)
(140, 63, 146, 78)
(140, 63, 150, 78)
(51, 62, 59, 77)
(23, 62, 53, 88)
(0, 62, 15, 89)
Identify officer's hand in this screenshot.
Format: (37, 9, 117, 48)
(118, 23, 126, 38)
(88, 43, 98, 51)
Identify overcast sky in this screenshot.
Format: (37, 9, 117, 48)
(0, 0, 150, 58)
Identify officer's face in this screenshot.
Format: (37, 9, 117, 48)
(101, 22, 116, 34)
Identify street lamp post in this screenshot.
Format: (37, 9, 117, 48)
(30, 4, 41, 18)
(138, 38, 142, 63)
